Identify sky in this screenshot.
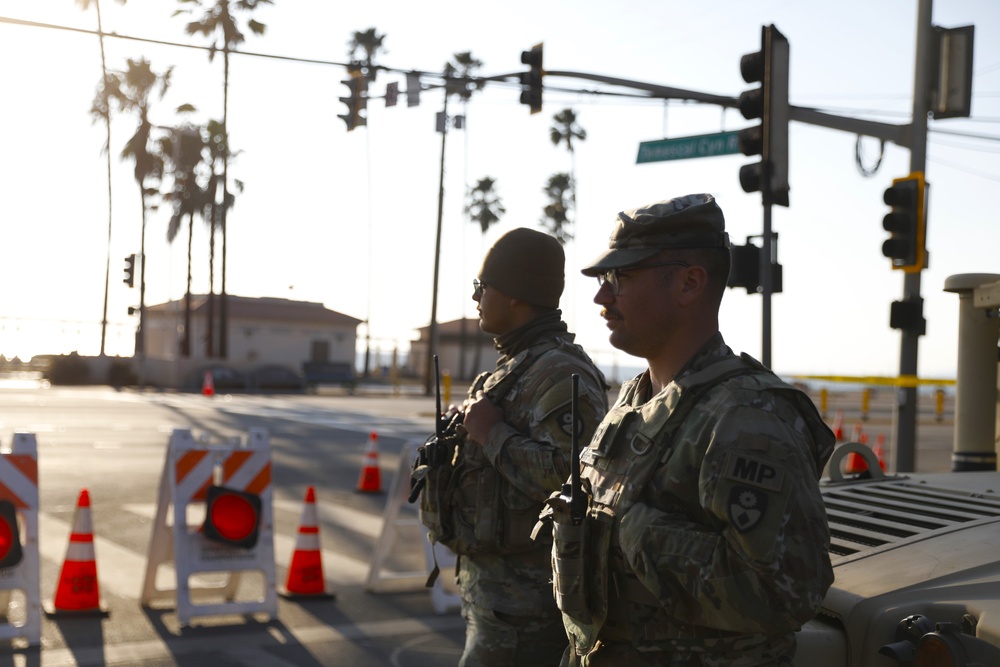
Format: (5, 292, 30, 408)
(0, 0, 998, 379)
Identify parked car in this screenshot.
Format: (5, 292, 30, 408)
(247, 364, 306, 392)
(188, 365, 247, 392)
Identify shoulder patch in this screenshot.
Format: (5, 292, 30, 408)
(723, 452, 783, 492)
(556, 409, 576, 437)
(728, 486, 768, 532)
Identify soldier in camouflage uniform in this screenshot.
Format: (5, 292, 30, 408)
(452, 228, 609, 666)
(539, 195, 835, 666)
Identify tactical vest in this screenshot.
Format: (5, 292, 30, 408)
(420, 337, 603, 560)
(552, 353, 830, 657)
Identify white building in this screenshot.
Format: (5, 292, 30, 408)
(408, 317, 498, 383)
(142, 295, 362, 388)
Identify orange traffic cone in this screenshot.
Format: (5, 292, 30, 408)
(47, 489, 107, 616)
(202, 370, 215, 397)
(281, 486, 334, 599)
(844, 424, 867, 474)
(873, 434, 887, 472)
(356, 432, 382, 493)
(831, 410, 844, 441)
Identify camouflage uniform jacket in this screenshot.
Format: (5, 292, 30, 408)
(457, 331, 608, 616)
(572, 333, 834, 660)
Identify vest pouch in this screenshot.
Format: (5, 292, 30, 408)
(446, 455, 499, 555)
(500, 479, 543, 552)
(418, 436, 463, 548)
(555, 505, 613, 657)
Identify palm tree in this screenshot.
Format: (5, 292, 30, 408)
(77, 0, 126, 357)
(174, 0, 271, 358)
(464, 175, 504, 376)
(91, 58, 172, 363)
(444, 51, 484, 101)
(541, 172, 574, 245)
(465, 177, 505, 233)
(425, 51, 486, 392)
(346, 27, 387, 376)
(203, 118, 242, 356)
(162, 121, 208, 358)
(550, 108, 586, 218)
(347, 27, 387, 80)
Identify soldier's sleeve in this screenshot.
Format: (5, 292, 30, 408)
(479, 370, 608, 503)
(617, 404, 833, 636)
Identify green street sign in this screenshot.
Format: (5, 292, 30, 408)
(637, 130, 740, 164)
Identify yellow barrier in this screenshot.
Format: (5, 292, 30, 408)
(793, 374, 955, 388)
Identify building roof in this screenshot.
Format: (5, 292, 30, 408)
(414, 318, 494, 342)
(147, 295, 363, 326)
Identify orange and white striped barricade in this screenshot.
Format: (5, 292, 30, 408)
(140, 428, 277, 625)
(0, 433, 41, 645)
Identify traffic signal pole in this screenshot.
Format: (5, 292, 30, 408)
(893, 0, 934, 472)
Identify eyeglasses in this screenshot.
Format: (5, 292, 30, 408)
(473, 278, 487, 299)
(596, 261, 690, 295)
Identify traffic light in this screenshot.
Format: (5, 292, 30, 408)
(519, 43, 543, 114)
(0, 500, 23, 570)
(737, 25, 790, 207)
(727, 241, 783, 293)
(338, 72, 368, 131)
(202, 485, 262, 549)
(123, 254, 136, 288)
(882, 172, 927, 272)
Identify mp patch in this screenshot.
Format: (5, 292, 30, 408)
(728, 486, 768, 532)
(724, 452, 783, 492)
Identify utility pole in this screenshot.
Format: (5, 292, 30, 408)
(425, 90, 449, 396)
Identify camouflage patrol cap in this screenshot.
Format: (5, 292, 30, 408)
(581, 193, 729, 277)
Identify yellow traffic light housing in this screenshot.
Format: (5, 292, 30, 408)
(882, 172, 927, 273)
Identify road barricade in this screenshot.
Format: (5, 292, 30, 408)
(0, 433, 41, 645)
(140, 428, 277, 625)
(366, 439, 460, 615)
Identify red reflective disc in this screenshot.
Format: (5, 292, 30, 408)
(210, 493, 257, 542)
(0, 519, 11, 560)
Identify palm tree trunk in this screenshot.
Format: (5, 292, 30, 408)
(207, 200, 216, 359)
(219, 47, 231, 359)
(94, 0, 112, 357)
(137, 197, 147, 357)
(183, 211, 193, 357)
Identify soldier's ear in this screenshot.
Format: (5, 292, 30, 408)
(676, 265, 708, 304)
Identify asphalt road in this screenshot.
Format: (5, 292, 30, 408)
(0, 381, 957, 666)
(0, 384, 466, 666)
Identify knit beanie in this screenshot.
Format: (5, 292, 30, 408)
(478, 228, 564, 308)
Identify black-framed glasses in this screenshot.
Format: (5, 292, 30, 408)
(473, 278, 487, 299)
(596, 261, 690, 295)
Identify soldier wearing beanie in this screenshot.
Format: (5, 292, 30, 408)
(430, 227, 609, 666)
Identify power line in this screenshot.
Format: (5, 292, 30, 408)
(928, 155, 1000, 182)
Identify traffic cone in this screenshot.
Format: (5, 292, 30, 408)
(873, 434, 887, 472)
(280, 486, 334, 599)
(356, 432, 382, 493)
(831, 410, 844, 441)
(47, 489, 108, 616)
(202, 370, 215, 397)
(844, 424, 867, 474)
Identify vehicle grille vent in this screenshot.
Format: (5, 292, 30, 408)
(822, 480, 1000, 558)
